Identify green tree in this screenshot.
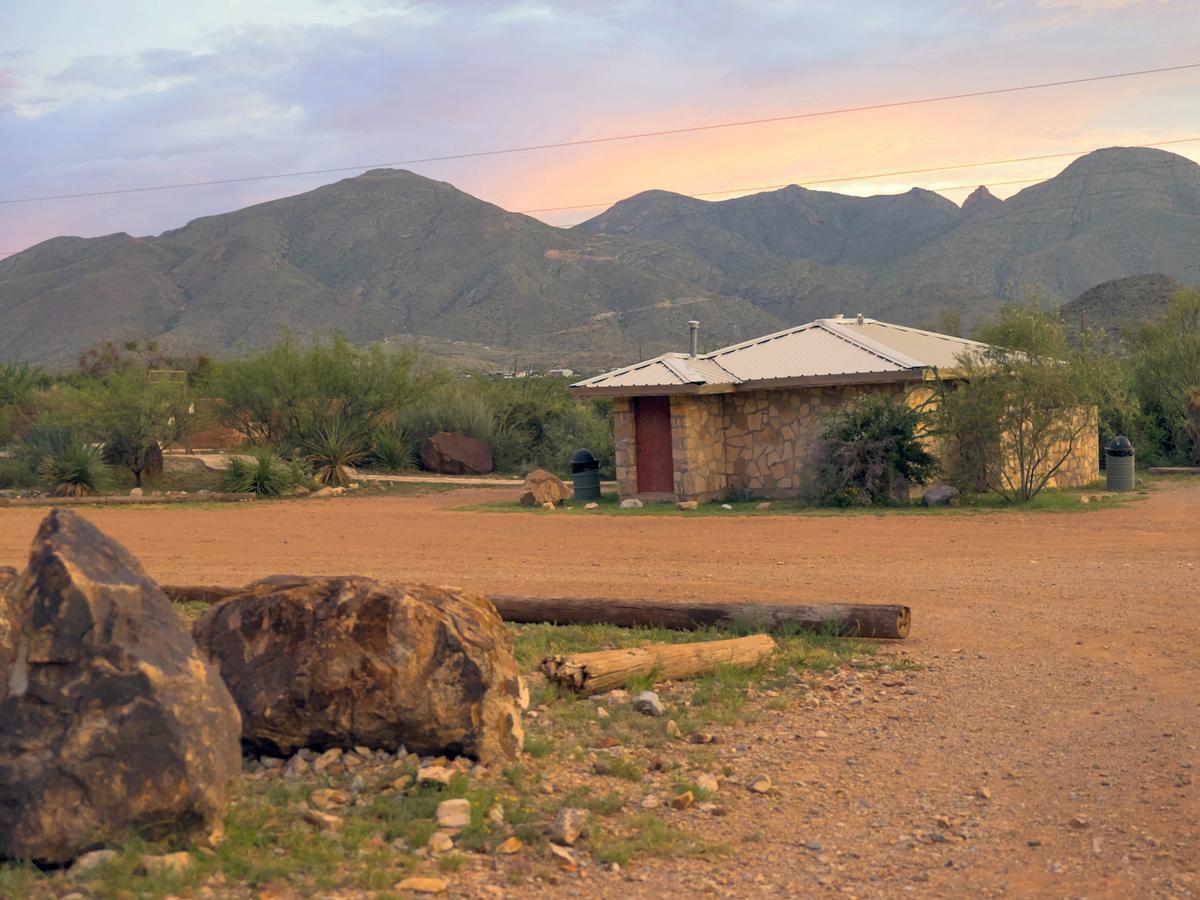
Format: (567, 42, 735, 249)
(1128, 289, 1200, 464)
(934, 301, 1110, 502)
(818, 393, 938, 506)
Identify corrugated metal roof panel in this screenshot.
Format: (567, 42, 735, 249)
(571, 316, 994, 394)
(832, 320, 987, 369)
(708, 322, 908, 381)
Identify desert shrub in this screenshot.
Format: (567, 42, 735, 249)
(1126, 289, 1200, 464)
(305, 415, 368, 487)
(399, 380, 497, 446)
(221, 452, 301, 497)
(818, 393, 937, 506)
(0, 457, 38, 490)
(368, 424, 418, 472)
(205, 334, 431, 450)
(40, 443, 108, 497)
(0, 363, 48, 445)
(933, 300, 1112, 502)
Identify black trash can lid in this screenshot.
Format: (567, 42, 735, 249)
(1106, 435, 1134, 457)
(566, 448, 595, 468)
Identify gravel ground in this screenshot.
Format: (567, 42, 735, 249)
(0, 481, 1196, 897)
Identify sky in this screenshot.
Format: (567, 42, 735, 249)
(2, 0, 1199, 257)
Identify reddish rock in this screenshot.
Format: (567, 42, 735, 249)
(520, 469, 571, 506)
(420, 431, 493, 475)
(0, 511, 242, 865)
(192, 576, 524, 762)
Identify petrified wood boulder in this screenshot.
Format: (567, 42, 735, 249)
(420, 431, 494, 475)
(192, 576, 524, 762)
(0, 511, 242, 865)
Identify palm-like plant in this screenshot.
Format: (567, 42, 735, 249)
(221, 451, 299, 497)
(40, 443, 107, 497)
(305, 416, 368, 487)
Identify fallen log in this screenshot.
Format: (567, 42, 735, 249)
(540, 634, 777, 695)
(163, 586, 911, 640)
(1147, 466, 1200, 475)
(489, 596, 911, 639)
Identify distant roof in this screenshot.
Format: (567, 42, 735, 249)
(572, 316, 989, 396)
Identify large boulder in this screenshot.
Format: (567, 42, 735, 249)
(421, 431, 494, 475)
(520, 469, 571, 507)
(192, 575, 524, 763)
(0, 565, 15, 596)
(0, 511, 242, 865)
(922, 484, 961, 507)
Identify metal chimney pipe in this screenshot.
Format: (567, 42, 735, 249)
(688, 320, 700, 357)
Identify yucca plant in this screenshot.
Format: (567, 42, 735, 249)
(221, 451, 298, 498)
(40, 443, 107, 497)
(305, 416, 368, 487)
(368, 424, 417, 473)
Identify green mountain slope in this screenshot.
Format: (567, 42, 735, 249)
(2, 147, 1198, 367)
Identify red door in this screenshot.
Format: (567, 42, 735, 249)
(634, 396, 674, 494)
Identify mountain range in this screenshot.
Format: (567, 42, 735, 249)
(1, 146, 1197, 367)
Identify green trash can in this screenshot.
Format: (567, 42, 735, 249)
(570, 448, 601, 501)
(1105, 435, 1135, 492)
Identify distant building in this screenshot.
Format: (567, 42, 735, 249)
(547, 367, 575, 378)
(571, 316, 1098, 501)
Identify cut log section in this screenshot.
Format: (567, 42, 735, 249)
(163, 586, 911, 640)
(540, 634, 777, 695)
(489, 596, 911, 640)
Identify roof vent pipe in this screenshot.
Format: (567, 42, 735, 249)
(688, 320, 700, 357)
(856, 312, 864, 325)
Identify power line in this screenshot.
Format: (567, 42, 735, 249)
(517, 135, 1200, 214)
(1, 61, 1198, 207)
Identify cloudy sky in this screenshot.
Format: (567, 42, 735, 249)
(2, 0, 1198, 257)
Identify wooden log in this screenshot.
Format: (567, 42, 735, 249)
(540, 634, 777, 695)
(489, 596, 911, 639)
(162, 585, 911, 640)
(1147, 466, 1200, 475)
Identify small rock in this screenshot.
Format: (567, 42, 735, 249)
(313, 747, 343, 771)
(284, 754, 311, 778)
(69, 848, 117, 876)
(677, 500, 699, 510)
(395, 877, 448, 894)
(487, 804, 505, 825)
(755, 501, 772, 511)
(748, 774, 773, 794)
(129, 487, 143, 498)
(427, 831, 454, 853)
(138, 851, 193, 877)
(303, 809, 344, 832)
(259, 756, 284, 770)
(813, 730, 829, 739)
(640, 795, 661, 809)
(496, 836, 523, 855)
(418, 765, 455, 785)
(688, 732, 717, 745)
(670, 791, 694, 810)
(720, 503, 733, 510)
(436, 798, 471, 830)
(548, 842, 577, 866)
(1092, 836, 1104, 855)
(596, 707, 610, 720)
(584, 502, 599, 510)
(976, 786, 992, 800)
(391, 775, 413, 791)
(922, 484, 961, 507)
(542, 501, 556, 510)
(549, 807, 587, 845)
(633, 691, 666, 717)
(1069, 815, 1089, 829)
(310, 788, 352, 810)
(619, 498, 644, 509)
(696, 773, 719, 794)
(665, 719, 682, 738)
(805, 841, 822, 851)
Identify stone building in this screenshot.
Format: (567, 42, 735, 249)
(571, 315, 1098, 502)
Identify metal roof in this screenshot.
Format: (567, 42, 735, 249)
(572, 315, 990, 396)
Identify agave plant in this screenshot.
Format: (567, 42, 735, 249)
(40, 443, 107, 497)
(221, 451, 298, 498)
(305, 416, 368, 487)
(368, 424, 418, 473)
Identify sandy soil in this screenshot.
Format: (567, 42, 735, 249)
(1, 482, 1196, 897)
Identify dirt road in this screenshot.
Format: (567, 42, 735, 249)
(1, 483, 1196, 897)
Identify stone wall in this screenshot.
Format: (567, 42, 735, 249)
(612, 387, 1098, 501)
(720, 384, 907, 498)
(612, 397, 638, 497)
(671, 395, 727, 502)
